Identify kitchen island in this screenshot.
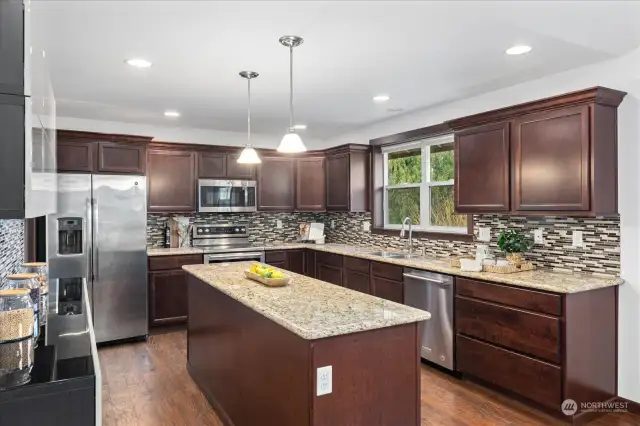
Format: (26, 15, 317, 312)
(183, 262, 430, 426)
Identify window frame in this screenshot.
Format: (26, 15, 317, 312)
(382, 133, 467, 234)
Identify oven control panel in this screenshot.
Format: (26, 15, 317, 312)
(193, 224, 248, 238)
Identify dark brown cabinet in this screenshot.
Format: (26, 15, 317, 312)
(325, 145, 370, 212)
(0, 0, 24, 96)
(286, 249, 305, 274)
(317, 264, 343, 286)
(448, 87, 626, 216)
(197, 151, 256, 179)
(148, 149, 197, 212)
(57, 140, 94, 173)
(296, 157, 326, 211)
(257, 156, 295, 211)
(344, 270, 370, 294)
(304, 250, 316, 278)
(454, 122, 510, 212)
(97, 142, 146, 174)
(513, 106, 589, 212)
(149, 270, 188, 326)
(371, 276, 403, 303)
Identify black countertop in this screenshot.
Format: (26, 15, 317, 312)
(0, 278, 99, 403)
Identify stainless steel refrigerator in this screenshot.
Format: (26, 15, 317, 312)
(47, 174, 148, 343)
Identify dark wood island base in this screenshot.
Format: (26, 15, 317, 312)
(186, 273, 423, 426)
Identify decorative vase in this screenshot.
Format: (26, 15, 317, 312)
(506, 252, 524, 266)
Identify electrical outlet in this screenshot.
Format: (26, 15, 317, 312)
(478, 227, 490, 242)
(331, 220, 335, 229)
(363, 221, 371, 231)
(317, 366, 332, 396)
(276, 220, 283, 229)
(572, 231, 583, 248)
(534, 228, 544, 244)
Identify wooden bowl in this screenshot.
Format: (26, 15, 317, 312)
(244, 270, 290, 287)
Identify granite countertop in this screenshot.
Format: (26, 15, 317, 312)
(147, 247, 204, 256)
(150, 243, 624, 294)
(182, 262, 430, 340)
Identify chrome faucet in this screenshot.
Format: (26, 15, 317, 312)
(400, 217, 413, 254)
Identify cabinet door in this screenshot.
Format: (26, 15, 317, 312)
(304, 250, 316, 278)
(344, 270, 371, 294)
(296, 157, 326, 211)
(149, 270, 188, 326)
(454, 122, 510, 212)
(326, 153, 350, 210)
(372, 276, 403, 303)
(198, 151, 226, 178)
(0, 0, 24, 95)
(227, 153, 256, 179)
(57, 140, 95, 173)
(286, 249, 305, 274)
(97, 142, 146, 174)
(0, 95, 25, 219)
(513, 106, 590, 212)
(258, 157, 295, 211)
(148, 149, 196, 212)
(317, 264, 343, 286)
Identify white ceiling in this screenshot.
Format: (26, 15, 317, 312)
(32, 1, 640, 140)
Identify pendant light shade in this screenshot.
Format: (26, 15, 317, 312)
(238, 70, 261, 164)
(277, 35, 307, 153)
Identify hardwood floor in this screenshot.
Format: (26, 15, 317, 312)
(100, 331, 640, 426)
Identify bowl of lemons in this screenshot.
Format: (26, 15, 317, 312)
(244, 263, 290, 287)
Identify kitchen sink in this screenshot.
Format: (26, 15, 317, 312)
(368, 251, 421, 259)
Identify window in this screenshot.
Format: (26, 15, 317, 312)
(382, 134, 467, 233)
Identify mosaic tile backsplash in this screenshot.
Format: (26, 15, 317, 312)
(0, 220, 25, 279)
(147, 211, 620, 277)
(324, 212, 621, 277)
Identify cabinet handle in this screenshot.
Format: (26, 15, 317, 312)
(402, 272, 449, 285)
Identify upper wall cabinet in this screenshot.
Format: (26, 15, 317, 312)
(448, 87, 626, 216)
(257, 156, 295, 211)
(325, 145, 370, 212)
(148, 148, 197, 212)
(197, 151, 255, 180)
(296, 156, 326, 212)
(0, 0, 25, 96)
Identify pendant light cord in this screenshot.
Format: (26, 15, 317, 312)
(247, 77, 251, 144)
(289, 45, 294, 129)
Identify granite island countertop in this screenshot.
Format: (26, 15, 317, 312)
(182, 262, 430, 340)
(150, 243, 624, 294)
(147, 247, 204, 256)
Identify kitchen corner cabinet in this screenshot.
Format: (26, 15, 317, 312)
(198, 151, 255, 180)
(296, 156, 326, 211)
(147, 149, 197, 212)
(148, 254, 203, 327)
(257, 156, 295, 211)
(449, 87, 626, 216)
(326, 145, 370, 212)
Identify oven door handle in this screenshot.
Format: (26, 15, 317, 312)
(206, 252, 265, 262)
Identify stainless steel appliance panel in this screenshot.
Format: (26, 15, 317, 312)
(403, 268, 454, 370)
(48, 174, 92, 280)
(198, 179, 257, 213)
(205, 251, 265, 264)
(92, 175, 148, 343)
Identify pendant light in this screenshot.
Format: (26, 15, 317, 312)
(237, 71, 261, 164)
(277, 35, 307, 153)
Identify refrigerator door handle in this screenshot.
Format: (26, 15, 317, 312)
(93, 197, 99, 281)
(86, 197, 93, 280)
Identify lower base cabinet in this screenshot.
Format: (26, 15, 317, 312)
(344, 270, 370, 294)
(286, 249, 305, 274)
(317, 264, 343, 286)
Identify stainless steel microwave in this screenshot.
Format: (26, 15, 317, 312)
(197, 179, 257, 213)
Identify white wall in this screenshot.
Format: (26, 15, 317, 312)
(55, 116, 329, 150)
(329, 47, 640, 404)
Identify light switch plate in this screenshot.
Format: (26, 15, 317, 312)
(572, 231, 583, 248)
(331, 220, 335, 229)
(534, 229, 544, 244)
(276, 220, 283, 229)
(317, 365, 332, 396)
(363, 221, 371, 231)
(478, 227, 490, 242)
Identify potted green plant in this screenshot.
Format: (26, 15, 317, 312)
(497, 229, 533, 265)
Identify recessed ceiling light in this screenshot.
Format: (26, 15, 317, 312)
(164, 110, 180, 117)
(293, 124, 307, 130)
(505, 45, 532, 55)
(126, 58, 152, 68)
(373, 95, 391, 102)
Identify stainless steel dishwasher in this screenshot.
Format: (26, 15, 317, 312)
(403, 268, 454, 370)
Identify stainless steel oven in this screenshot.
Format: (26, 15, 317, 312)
(198, 179, 257, 213)
(205, 251, 265, 264)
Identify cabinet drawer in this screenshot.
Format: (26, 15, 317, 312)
(455, 296, 561, 364)
(316, 251, 343, 268)
(456, 335, 561, 409)
(344, 256, 370, 273)
(456, 278, 562, 316)
(371, 261, 403, 281)
(265, 250, 286, 263)
(148, 254, 203, 271)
